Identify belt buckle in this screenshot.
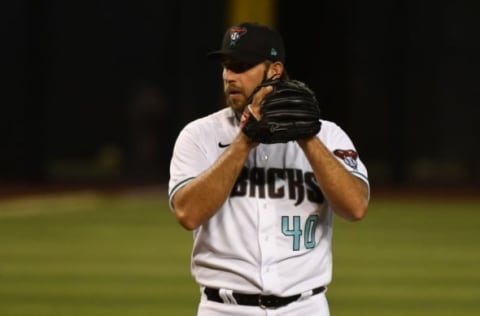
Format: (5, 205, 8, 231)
(258, 295, 279, 309)
(258, 295, 268, 309)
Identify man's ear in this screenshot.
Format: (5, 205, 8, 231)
(269, 61, 284, 80)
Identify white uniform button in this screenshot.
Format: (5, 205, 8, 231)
(264, 155, 268, 160)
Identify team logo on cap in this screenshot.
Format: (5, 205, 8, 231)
(334, 149, 358, 169)
(228, 26, 247, 47)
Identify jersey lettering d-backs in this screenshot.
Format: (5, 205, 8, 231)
(168, 107, 369, 296)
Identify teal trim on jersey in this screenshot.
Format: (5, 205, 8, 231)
(168, 177, 195, 197)
(351, 171, 368, 182)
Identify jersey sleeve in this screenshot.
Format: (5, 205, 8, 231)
(319, 120, 370, 196)
(168, 121, 211, 211)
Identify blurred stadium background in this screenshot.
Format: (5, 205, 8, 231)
(2, 0, 479, 188)
(1, 1, 479, 315)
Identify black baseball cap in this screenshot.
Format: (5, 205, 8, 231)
(207, 22, 285, 65)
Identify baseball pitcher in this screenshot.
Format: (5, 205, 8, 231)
(168, 22, 370, 316)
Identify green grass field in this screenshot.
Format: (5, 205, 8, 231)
(0, 188, 479, 316)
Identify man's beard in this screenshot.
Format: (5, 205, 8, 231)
(225, 93, 246, 114)
(225, 69, 271, 114)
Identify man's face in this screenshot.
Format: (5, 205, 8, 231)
(222, 58, 267, 113)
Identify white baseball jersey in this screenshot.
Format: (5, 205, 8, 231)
(168, 107, 369, 297)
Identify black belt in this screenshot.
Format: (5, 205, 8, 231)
(204, 286, 325, 309)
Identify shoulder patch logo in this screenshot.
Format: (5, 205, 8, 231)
(333, 149, 358, 170)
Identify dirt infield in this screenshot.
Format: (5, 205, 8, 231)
(0, 182, 169, 201)
(372, 185, 480, 200)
